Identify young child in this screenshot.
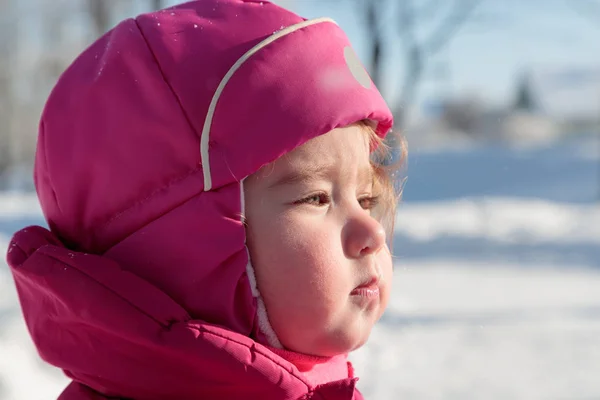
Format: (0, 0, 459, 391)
(6, 0, 402, 398)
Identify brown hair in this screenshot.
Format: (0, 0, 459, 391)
(357, 120, 407, 241)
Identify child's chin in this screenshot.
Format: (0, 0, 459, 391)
(348, 331, 372, 353)
(279, 316, 376, 357)
(312, 330, 372, 357)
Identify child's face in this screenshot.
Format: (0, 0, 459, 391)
(244, 125, 393, 357)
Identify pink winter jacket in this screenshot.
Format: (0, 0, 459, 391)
(6, 0, 393, 399)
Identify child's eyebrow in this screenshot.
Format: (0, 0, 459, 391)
(268, 164, 374, 189)
(268, 166, 330, 188)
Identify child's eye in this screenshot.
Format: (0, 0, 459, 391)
(295, 193, 331, 207)
(359, 196, 380, 210)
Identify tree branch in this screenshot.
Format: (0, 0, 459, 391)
(424, 0, 483, 56)
(397, 0, 417, 52)
(361, 0, 387, 86)
(88, 0, 110, 38)
(415, 0, 445, 24)
(394, 0, 482, 126)
(563, 0, 600, 28)
(151, 0, 165, 11)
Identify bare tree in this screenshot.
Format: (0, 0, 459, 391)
(0, 0, 73, 183)
(363, 0, 386, 87)
(361, 0, 482, 127)
(442, 96, 484, 134)
(150, 0, 166, 11)
(0, 0, 168, 185)
(563, 0, 600, 27)
(87, 0, 166, 38)
(88, 0, 111, 38)
(0, 0, 17, 177)
(562, 0, 600, 201)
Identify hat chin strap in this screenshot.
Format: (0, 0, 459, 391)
(245, 256, 283, 348)
(240, 179, 283, 348)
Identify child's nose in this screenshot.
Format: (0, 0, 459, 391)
(343, 211, 387, 258)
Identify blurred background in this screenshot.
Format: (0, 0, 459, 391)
(1, 0, 599, 399)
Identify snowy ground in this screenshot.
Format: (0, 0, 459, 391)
(353, 261, 600, 399)
(1, 137, 599, 399)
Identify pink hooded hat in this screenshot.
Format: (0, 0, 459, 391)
(7, 0, 393, 398)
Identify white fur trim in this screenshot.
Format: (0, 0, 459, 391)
(257, 295, 283, 348)
(240, 180, 283, 348)
(245, 249, 260, 298)
(200, 17, 338, 191)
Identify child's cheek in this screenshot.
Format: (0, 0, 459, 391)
(378, 248, 394, 315)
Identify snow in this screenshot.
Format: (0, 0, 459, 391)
(1, 137, 599, 399)
(395, 198, 600, 244)
(353, 262, 600, 399)
(0, 232, 69, 400)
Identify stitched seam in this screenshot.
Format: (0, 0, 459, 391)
(95, 18, 207, 230)
(200, 17, 338, 191)
(44, 251, 188, 328)
(100, 169, 206, 255)
(186, 325, 312, 390)
(133, 18, 198, 147)
(36, 250, 312, 392)
(40, 119, 62, 218)
(100, 166, 202, 229)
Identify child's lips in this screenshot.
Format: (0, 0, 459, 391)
(350, 276, 380, 298)
(350, 285, 380, 298)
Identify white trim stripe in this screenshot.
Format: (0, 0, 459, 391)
(241, 179, 283, 348)
(200, 17, 338, 191)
